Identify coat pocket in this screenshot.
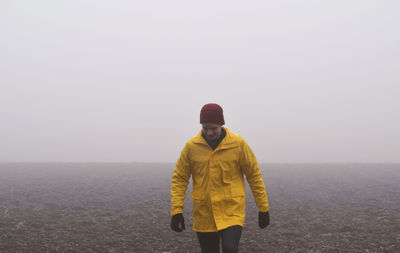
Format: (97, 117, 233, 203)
(223, 177, 246, 198)
(219, 159, 240, 183)
(221, 166, 232, 183)
(223, 196, 245, 217)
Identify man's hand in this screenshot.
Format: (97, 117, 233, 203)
(170, 213, 185, 232)
(258, 211, 270, 229)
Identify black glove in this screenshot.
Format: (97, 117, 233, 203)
(170, 213, 185, 232)
(258, 211, 270, 229)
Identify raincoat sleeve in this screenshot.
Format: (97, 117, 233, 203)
(240, 139, 269, 212)
(170, 142, 191, 216)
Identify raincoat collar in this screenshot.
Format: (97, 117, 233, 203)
(193, 127, 239, 150)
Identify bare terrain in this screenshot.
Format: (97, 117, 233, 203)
(0, 163, 399, 252)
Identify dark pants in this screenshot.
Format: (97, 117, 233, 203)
(196, 225, 242, 253)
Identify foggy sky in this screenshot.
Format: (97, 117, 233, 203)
(1, 0, 399, 163)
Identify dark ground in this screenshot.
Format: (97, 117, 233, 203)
(0, 163, 399, 253)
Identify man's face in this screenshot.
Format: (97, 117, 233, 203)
(202, 123, 222, 141)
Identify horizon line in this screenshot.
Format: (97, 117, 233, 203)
(1, 161, 399, 165)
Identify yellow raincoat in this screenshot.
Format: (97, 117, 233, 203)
(171, 127, 269, 232)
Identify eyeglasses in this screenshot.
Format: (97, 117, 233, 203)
(202, 126, 221, 132)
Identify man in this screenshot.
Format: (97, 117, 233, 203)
(170, 103, 270, 253)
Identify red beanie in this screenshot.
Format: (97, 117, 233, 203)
(200, 103, 225, 125)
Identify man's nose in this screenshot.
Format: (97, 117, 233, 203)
(207, 129, 213, 135)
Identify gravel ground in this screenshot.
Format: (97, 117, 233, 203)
(0, 163, 399, 253)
